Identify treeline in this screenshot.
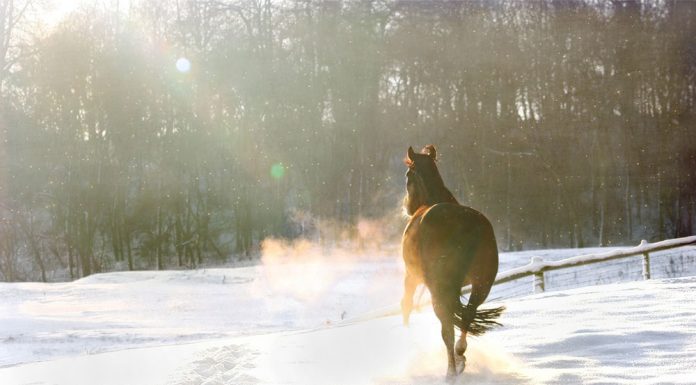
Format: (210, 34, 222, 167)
(1, 0, 695, 281)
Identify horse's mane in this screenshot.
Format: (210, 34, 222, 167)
(418, 145, 458, 205)
(404, 145, 458, 215)
(421, 166, 458, 206)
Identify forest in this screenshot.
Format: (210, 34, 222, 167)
(1, 0, 695, 281)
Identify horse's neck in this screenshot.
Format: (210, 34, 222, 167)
(426, 183, 459, 205)
(423, 168, 458, 205)
(405, 190, 457, 220)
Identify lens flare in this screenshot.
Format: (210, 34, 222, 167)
(270, 163, 285, 179)
(175, 57, 191, 73)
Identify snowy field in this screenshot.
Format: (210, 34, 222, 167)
(1, 245, 696, 384)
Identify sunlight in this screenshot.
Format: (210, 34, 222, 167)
(39, 0, 132, 32)
(251, 315, 442, 385)
(250, 313, 536, 385)
(176, 57, 191, 73)
(41, 0, 82, 28)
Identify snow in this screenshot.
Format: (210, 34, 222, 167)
(1, 245, 696, 384)
(0, 261, 408, 367)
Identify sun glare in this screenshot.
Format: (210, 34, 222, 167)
(41, 0, 82, 28)
(176, 57, 191, 73)
(40, 0, 132, 31)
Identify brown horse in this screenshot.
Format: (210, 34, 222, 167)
(401, 145, 504, 380)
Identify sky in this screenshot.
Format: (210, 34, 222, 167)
(40, 0, 131, 30)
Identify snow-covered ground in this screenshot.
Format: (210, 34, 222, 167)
(1, 245, 696, 384)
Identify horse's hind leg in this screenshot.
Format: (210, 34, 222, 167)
(454, 298, 472, 373)
(455, 299, 475, 357)
(400, 273, 418, 326)
(455, 331, 468, 357)
(455, 281, 494, 358)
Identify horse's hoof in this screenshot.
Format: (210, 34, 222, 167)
(456, 355, 466, 375)
(445, 364, 460, 383)
(457, 356, 466, 374)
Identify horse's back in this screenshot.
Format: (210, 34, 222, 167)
(421, 203, 492, 231)
(419, 203, 496, 250)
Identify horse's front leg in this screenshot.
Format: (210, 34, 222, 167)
(400, 273, 418, 326)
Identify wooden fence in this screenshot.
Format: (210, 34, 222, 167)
(468, 235, 696, 296)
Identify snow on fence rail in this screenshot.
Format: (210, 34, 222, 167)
(473, 235, 696, 298)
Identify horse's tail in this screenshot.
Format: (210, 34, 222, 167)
(454, 304, 505, 336)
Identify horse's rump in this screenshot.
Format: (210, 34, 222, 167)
(416, 203, 499, 289)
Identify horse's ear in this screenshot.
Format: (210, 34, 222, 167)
(407, 146, 416, 161)
(422, 145, 437, 161)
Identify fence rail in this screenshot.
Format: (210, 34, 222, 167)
(467, 235, 696, 296)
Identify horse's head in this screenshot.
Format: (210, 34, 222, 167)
(403, 145, 440, 216)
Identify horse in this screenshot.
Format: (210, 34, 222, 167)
(401, 145, 504, 380)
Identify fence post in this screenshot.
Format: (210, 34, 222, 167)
(640, 239, 651, 280)
(531, 256, 545, 293)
